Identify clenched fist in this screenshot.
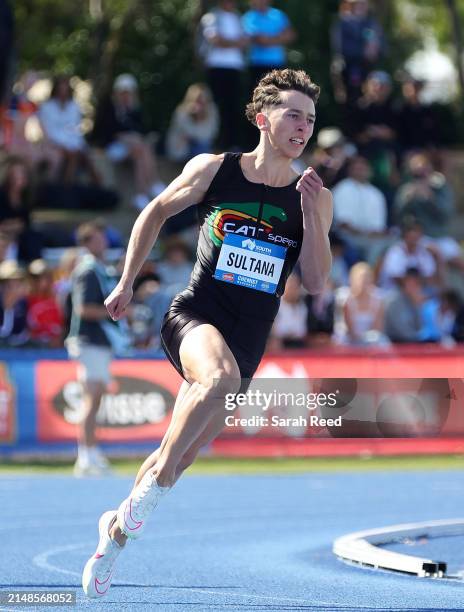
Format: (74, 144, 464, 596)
(296, 167, 324, 213)
(104, 283, 133, 321)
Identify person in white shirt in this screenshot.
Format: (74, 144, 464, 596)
(200, 0, 248, 149)
(379, 219, 443, 291)
(269, 273, 308, 350)
(166, 83, 219, 162)
(332, 154, 392, 264)
(39, 75, 100, 184)
(340, 261, 388, 346)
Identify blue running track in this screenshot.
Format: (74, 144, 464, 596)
(0, 470, 463, 611)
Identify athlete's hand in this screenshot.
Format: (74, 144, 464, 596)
(104, 283, 133, 321)
(296, 167, 324, 213)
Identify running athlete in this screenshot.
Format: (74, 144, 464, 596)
(82, 68, 332, 598)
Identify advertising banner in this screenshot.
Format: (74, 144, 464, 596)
(36, 360, 182, 442)
(33, 350, 464, 444)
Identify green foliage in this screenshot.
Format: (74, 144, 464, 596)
(13, 0, 462, 136)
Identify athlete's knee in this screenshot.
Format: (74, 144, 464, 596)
(203, 366, 241, 399)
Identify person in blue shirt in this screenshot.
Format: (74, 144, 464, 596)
(242, 0, 296, 88)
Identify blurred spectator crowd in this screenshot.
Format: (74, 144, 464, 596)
(0, 0, 464, 353)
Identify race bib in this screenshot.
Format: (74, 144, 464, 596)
(214, 234, 286, 294)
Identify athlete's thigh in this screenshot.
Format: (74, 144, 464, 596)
(179, 323, 240, 386)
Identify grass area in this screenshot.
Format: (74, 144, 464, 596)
(0, 454, 463, 476)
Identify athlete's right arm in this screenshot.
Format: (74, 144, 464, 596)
(104, 153, 223, 320)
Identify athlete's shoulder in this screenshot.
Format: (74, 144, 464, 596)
(183, 153, 225, 178)
(180, 153, 228, 194)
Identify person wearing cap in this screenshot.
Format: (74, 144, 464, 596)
(0, 260, 29, 347)
(310, 127, 356, 188)
(90, 74, 165, 211)
(331, 0, 385, 104)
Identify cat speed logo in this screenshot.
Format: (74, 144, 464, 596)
(208, 202, 298, 248)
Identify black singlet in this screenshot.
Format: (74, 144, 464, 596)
(160, 152, 304, 379)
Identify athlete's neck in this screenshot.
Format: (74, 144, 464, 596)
(241, 144, 297, 188)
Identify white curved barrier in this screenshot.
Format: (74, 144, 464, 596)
(333, 518, 464, 578)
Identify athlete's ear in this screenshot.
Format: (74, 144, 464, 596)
(256, 112, 269, 132)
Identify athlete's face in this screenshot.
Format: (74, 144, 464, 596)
(259, 90, 316, 159)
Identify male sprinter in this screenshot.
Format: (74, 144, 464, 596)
(82, 69, 332, 597)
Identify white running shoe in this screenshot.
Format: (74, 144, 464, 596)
(82, 510, 123, 598)
(117, 471, 169, 539)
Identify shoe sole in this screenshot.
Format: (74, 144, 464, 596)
(82, 510, 117, 598)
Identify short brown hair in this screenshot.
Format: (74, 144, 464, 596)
(245, 69, 320, 126)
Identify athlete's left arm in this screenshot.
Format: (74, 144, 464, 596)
(296, 168, 333, 295)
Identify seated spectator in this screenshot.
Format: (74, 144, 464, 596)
(395, 75, 439, 157)
(26, 258, 63, 347)
(158, 236, 194, 297)
(166, 83, 219, 162)
(329, 231, 350, 288)
(306, 280, 335, 346)
(269, 273, 309, 350)
(3, 72, 39, 159)
(330, 0, 385, 104)
(384, 267, 440, 343)
(379, 219, 442, 291)
(0, 155, 43, 262)
(90, 73, 165, 210)
(439, 290, 464, 343)
(310, 127, 356, 189)
(340, 262, 388, 346)
(38, 75, 100, 185)
(129, 272, 172, 350)
(437, 289, 463, 344)
(345, 70, 398, 199)
(332, 155, 392, 264)
(394, 153, 464, 271)
(0, 260, 29, 346)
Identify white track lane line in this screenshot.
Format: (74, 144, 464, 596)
(32, 534, 354, 608)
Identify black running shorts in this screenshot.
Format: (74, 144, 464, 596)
(160, 285, 274, 381)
